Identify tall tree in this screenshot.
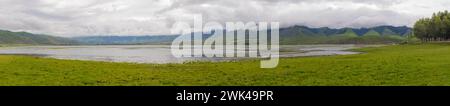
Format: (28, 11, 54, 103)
(413, 11, 450, 41)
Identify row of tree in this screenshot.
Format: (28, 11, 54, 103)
(414, 11, 450, 42)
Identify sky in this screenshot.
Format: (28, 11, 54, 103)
(0, 0, 449, 37)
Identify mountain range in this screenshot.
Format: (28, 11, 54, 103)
(0, 25, 412, 45)
(278, 25, 412, 44)
(72, 35, 177, 45)
(280, 25, 411, 37)
(0, 30, 77, 45)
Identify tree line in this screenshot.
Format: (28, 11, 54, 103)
(414, 10, 450, 42)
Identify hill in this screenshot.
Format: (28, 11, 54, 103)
(0, 30, 77, 45)
(279, 25, 412, 44)
(72, 35, 178, 45)
(0, 25, 412, 45)
(72, 25, 413, 45)
(362, 29, 381, 37)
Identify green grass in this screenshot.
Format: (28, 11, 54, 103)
(1, 43, 450, 86)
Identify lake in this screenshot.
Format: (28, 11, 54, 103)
(0, 45, 375, 64)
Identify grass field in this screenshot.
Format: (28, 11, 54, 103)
(0, 43, 449, 86)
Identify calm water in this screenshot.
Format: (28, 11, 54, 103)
(0, 45, 374, 64)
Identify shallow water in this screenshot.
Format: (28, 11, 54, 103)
(0, 45, 373, 64)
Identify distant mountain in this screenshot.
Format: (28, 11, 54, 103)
(279, 25, 411, 37)
(72, 35, 178, 45)
(71, 25, 412, 45)
(336, 28, 358, 37)
(279, 25, 412, 44)
(0, 25, 411, 45)
(363, 29, 381, 36)
(0, 30, 77, 45)
(380, 29, 398, 36)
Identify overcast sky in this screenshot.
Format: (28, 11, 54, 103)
(0, 0, 449, 37)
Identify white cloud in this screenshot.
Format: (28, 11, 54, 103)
(0, 0, 449, 37)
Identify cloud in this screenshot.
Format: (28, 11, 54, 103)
(0, 0, 449, 37)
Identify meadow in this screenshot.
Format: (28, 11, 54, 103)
(0, 43, 449, 86)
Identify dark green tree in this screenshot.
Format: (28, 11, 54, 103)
(413, 10, 450, 42)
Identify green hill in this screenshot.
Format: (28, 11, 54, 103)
(278, 26, 410, 44)
(334, 28, 358, 37)
(71, 25, 412, 45)
(0, 25, 412, 45)
(0, 30, 77, 45)
(363, 29, 381, 37)
(381, 28, 398, 36)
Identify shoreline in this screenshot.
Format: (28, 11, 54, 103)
(1, 43, 450, 86)
(0, 44, 374, 64)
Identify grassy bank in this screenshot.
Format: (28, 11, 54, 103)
(1, 43, 450, 86)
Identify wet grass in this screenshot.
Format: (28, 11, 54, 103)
(1, 43, 450, 86)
